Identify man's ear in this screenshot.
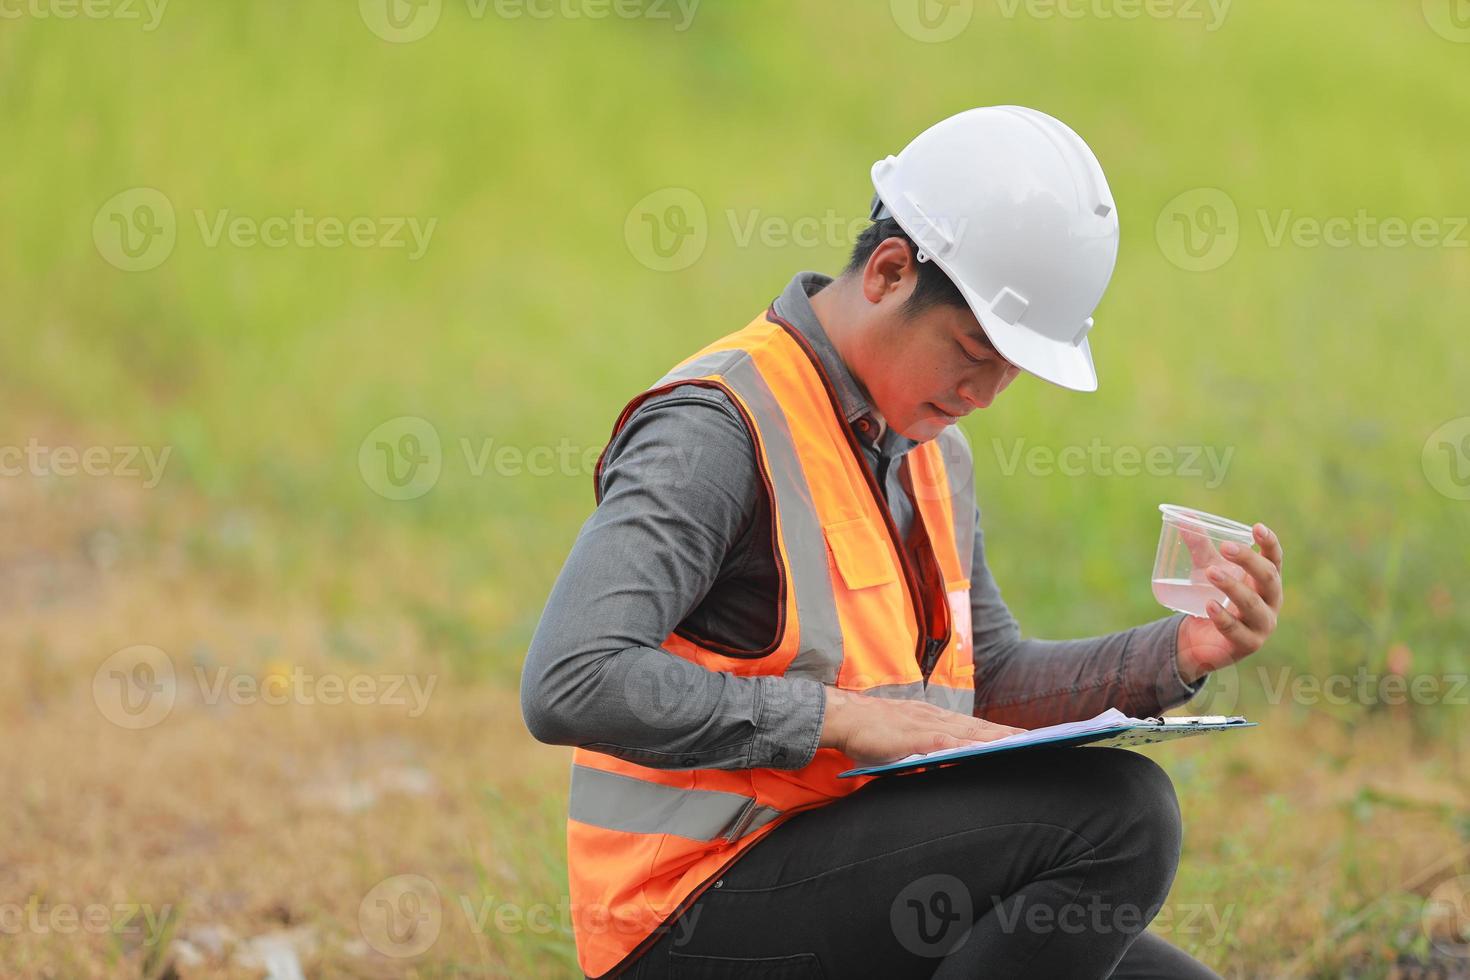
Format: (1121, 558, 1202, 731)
(861, 237, 917, 305)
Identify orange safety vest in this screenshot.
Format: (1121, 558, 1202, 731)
(567, 307, 978, 977)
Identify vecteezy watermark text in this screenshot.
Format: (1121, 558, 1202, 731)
(0, 439, 170, 488)
(193, 209, 436, 259)
(358, 0, 700, 43)
(192, 664, 437, 717)
(991, 437, 1234, 489)
(357, 874, 699, 958)
(357, 416, 703, 501)
(989, 894, 1236, 944)
(888, 0, 1230, 44)
(1156, 187, 1469, 272)
(1257, 209, 1469, 250)
(0, 0, 167, 30)
(1257, 665, 1469, 707)
(993, 0, 1230, 30)
(92, 645, 437, 729)
(623, 188, 972, 273)
(0, 898, 173, 944)
(94, 187, 437, 272)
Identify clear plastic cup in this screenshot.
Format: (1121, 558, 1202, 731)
(1152, 504, 1256, 617)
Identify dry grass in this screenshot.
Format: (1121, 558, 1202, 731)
(1, 475, 571, 978)
(2, 473, 1465, 979)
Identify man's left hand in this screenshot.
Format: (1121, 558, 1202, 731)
(1177, 523, 1284, 684)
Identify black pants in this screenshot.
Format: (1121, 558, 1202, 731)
(623, 748, 1223, 979)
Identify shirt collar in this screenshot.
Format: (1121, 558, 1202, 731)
(771, 272, 918, 459)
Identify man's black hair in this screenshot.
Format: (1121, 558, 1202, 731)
(843, 216, 969, 319)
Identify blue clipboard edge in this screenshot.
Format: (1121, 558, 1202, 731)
(837, 720, 1259, 779)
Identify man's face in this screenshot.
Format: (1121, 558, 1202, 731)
(863, 300, 1022, 442)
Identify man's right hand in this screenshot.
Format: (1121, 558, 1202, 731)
(819, 687, 1025, 766)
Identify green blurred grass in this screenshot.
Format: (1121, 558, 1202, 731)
(3, 3, 1469, 973)
(4, 1, 1466, 690)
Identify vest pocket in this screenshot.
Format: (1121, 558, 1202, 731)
(822, 518, 898, 590)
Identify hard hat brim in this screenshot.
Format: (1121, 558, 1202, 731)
(949, 271, 1100, 393)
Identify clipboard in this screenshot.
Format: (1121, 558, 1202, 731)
(838, 709, 1258, 779)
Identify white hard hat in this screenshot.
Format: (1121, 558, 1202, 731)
(870, 106, 1120, 392)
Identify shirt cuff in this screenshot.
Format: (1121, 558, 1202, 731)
(750, 675, 826, 770)
(1129, 613, 1208, 715)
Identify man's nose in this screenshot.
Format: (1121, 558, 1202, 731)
(959, 365, 1019, 411)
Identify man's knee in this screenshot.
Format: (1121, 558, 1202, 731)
(1097, 749, 1183, 876)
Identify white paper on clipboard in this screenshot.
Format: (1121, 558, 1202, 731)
(839, 708, 1257, 779)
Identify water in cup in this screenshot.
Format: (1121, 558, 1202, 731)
(1152, 576, 1234, 618)
(1152, 504, 1255, 617)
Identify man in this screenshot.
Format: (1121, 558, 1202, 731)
(523, 106, 1284, 978)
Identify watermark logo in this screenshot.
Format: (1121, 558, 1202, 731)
(360, 874, 443, 957)
(1183, 662, 1241, 715)
(356, 426, 698, 498)
(93, 187, 177, 272)
(355, 877, 675, 949)
(1423, 875, 1470, 958)
(93, 649, 437, 729)
(909, 430, 977, 508)
(1159, 188, 1468, 269)
(1423, 0, 1470, 42)
(621, 649, 717, 732)
(93, 645, 177, 730)
(1422, 416, 1470, 501)
(625, 187, 707, 272)
(626, 192, 970, 272)
(619, 649, 823, 737)
(1156, 188, 1239, 272)
(359, 0, 442, 41)
(890, 874, 973, 958)
(359, 416, 443, 500)
(890, 0, 974, 42)
(95, 190, 437, 271)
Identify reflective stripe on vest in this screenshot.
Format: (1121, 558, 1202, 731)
(657, 348, 844, 683)
(908, 424, 978, 716)
(566, 311, 976, 977)
(570, 764, 784, 842)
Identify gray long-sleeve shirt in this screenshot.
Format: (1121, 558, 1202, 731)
(521, 272, 1203, 772)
